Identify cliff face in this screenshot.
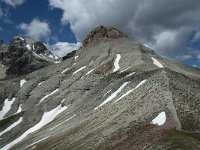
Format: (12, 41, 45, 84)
(0, 26, 200, 150)
(0, 36, 61, 77)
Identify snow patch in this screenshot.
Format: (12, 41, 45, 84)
(61, 68, 69, 73)
(151, 111, 166, 126)
(73, 66, 86, 75)
(103, 90, 112, 96)
(14, 104, 22, 114)
(94, 82, 129, 110)
(25, 136, 49, 148)
(55, 60, 61, 64)
(115, 80, 147, 102)
(75, 55, 79, 60)
(151, 57, 164, 68)
(38, 81, 45, 86)
(37, 89, 59, 105)
(1, 104, 67, 150)
(0, 117, 22, 136)
(32, 51, 42, 59)
(126, 72, 135, 77)
(89, 61, 94, 65)
(0, 98, 16, 119)
(113, 54, 121, 72)
(49, 54, 59, 60)
(49, 54, 54, 58)
(50, 114, 76, 131)
(26, 44, 32, 50)
(20, 79, 27, 87)
(32, 44, 35, 50)
(120, 67, 131, 73)
(86, 68, 95, 75)
(19, 37, 24, 41)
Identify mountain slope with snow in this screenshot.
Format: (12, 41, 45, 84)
(0, 26, 200, 150)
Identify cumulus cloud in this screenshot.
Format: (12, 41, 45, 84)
(19, 18, 51, 41)
(0, 7, 11, 23)
(48, 42, 82, 57)
(1, 0, 25, 7)
(49, 0, 200, 61)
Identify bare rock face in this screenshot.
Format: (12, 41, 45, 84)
(0, 36, 57, 76)
(62, 50, 77, 61)
(82, 26, 128, 47)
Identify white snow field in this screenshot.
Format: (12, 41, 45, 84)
(37, 89, 59, 105)
(151, 111, 166, 126)
(0, 98, 16, 119)
(113, 54, 121, 72)
(115, 80, 147, 102)
(20, 79, 27, 87)
(94, 81, 129, 110)
(73, 66, 86, 75)
(151, 57, 164, 68)
(1, 104, 68, 150)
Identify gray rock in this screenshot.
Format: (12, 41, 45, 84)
(0, 36, 60, 77)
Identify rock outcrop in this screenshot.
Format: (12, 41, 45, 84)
(62, 50, 77, 61)
(0, 36, 60, 76)
(82, 26, 128, 47)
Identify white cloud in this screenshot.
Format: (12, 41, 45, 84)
(48, 42, 82, 57)
(174, 54, 193, 61)
(146, 30, 178, 54)
(0, 7, 11, 23)
(2, 0, 25, 7)
(49, 0, 200, 60)
(181, 55, 192, 60)
(19, 18, 51, 41)
(192, 31, 200, 43)
(197, 53, 200, 60)
(192, 65, 197, 68)
(49, 0, 139, 41)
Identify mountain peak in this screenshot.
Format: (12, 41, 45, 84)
(0, 36, 61, 76)
(82, 26, 128, 47)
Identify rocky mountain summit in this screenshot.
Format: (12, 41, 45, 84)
(0, 36, 61, 77)
(82, 26, 128, 47)
(0, 26, 200, 150)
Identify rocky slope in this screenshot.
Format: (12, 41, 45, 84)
(0, 26, 200, 150)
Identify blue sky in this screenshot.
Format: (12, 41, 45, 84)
(0, 0, 200, 68)
(0, 0, 76, 44)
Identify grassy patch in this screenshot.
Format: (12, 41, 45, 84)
(162, 130, 200, 150)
